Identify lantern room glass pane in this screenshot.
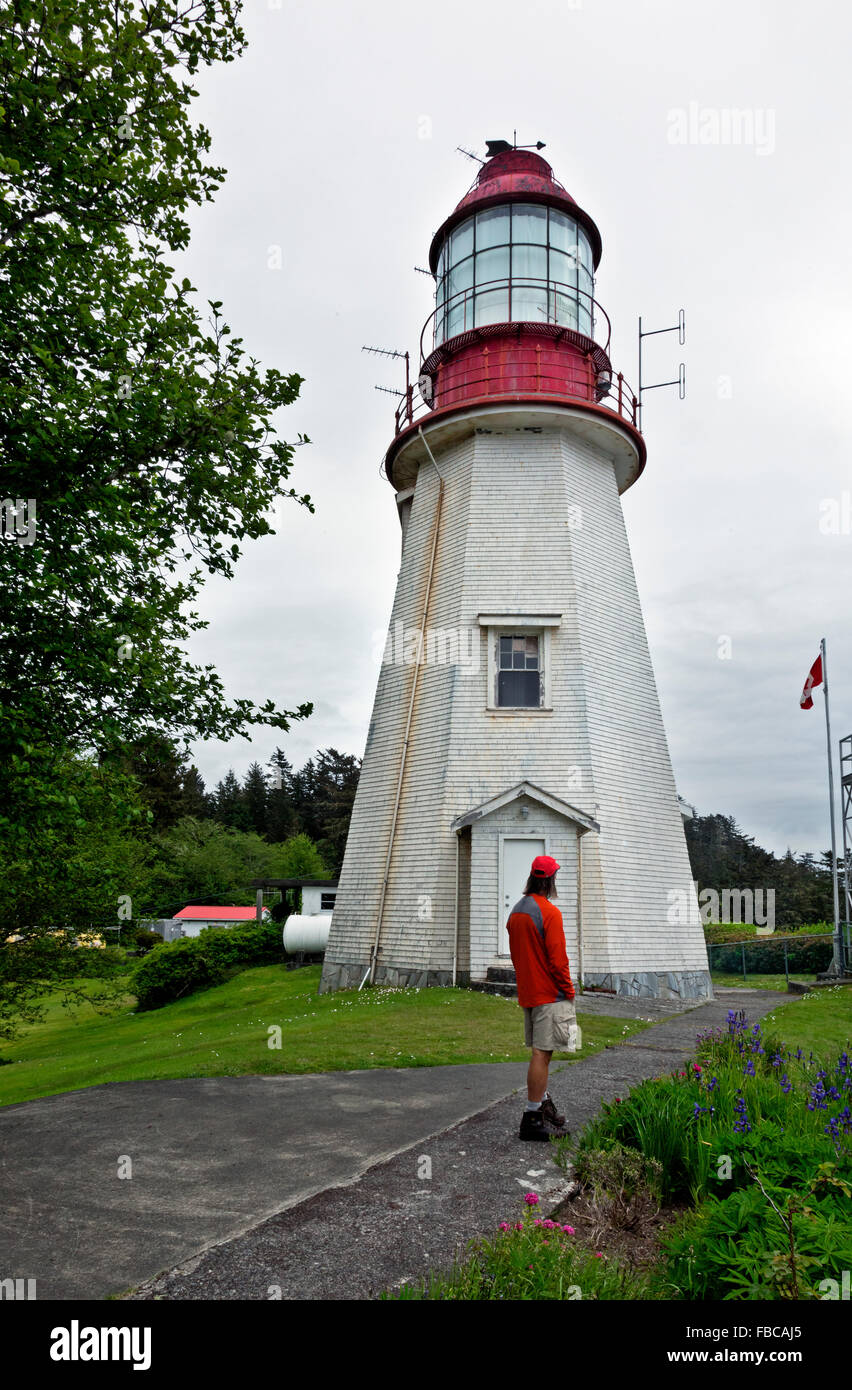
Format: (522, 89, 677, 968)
(475, 245, 510, 288)
(449, 258, 473, 296)
(475, 286, 510, 327)
(576, 229, 593, 272)
(548, 249, 577, 292)
(548, 210, 576, 254)
(451, 216, 474, 261)
(549, 289, 578, 330)
(512, 243, 547, 280)
(476, 206, 510, 249)
(446, 298, 469, 339)
(512, 282, 548, 323)
(511, 203, 547, 245)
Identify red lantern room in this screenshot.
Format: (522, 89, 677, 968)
(384, 142, 645, 487)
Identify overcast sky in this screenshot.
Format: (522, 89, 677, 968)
(175, 0, 852, 860)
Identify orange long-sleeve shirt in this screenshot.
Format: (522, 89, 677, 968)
(507, 893, 575, 1007)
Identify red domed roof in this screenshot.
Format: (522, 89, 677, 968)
(428, 147, 602, 272)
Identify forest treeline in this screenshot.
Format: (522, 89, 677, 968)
(137, 742, 361, 875)
(683, 811, 838, 927)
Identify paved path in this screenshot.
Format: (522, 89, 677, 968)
(0, 988, 791, 1301)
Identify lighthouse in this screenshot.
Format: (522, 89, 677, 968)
(320, 141, 711, 1004)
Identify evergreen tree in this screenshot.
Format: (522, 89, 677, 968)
(243, 762, 269, 837)
(180, 766, 212, 820)
(266, 749, 298, 841)
(213, 769, 248, 831)
(290, 756, 320, 840)
(311, 747, 361, 872)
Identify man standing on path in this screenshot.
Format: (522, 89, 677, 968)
(506, 855, 578, 1141)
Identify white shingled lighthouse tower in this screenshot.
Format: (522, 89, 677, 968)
(320, 140, 711, 1003)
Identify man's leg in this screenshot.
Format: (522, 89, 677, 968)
(527, 1047, 552, 1103)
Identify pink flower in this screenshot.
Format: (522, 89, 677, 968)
(534, 1218, 543, 1226)
(562, 1224, 575, 1234)
(498, 1222, 509, 1232)
(693, 1063, 702, 1072)
(524, 1192, 540, 1206)
(594, 1251, 604, 1258)
(614, 1097, 621, 1103)
(514, 1222, 523, 1231)
(543, 1219, 556, 1229)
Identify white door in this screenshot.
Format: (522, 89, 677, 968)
(500, 837, 545, 955)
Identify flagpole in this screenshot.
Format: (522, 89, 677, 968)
(821, 637, 843, 975)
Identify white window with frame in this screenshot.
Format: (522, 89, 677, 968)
(477, 614, 561, 711)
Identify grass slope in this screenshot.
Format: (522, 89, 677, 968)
(0, 964, 650, 1108)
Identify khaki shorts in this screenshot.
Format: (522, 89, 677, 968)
(523, 999, 578, 1052)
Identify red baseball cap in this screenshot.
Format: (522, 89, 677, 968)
(531, 855, 560, 876)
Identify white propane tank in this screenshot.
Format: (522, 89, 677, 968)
(282, 914, 332, 955)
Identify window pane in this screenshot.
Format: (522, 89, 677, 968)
(548, 211, 578, 255)
(512, 282, 548, 323)
(512, 243, 547, 280)
(550, 289, 578, 330)
(451, 217, 474, 262)
(526, 637, 538, 659)
(512, 204, 547, 245)
(475, 286, 509, 326)
(449, 258, 473, 295)
(477, 207, 510, 249)
(475, 245, 510, 289)
(446, 300, 469, 338)
(577, 229, 593, 272)
(578, 266, 594, 335)
(499, 636, 512, 665)
(498, 669, 540, 707)
(549, 249, 577, 292)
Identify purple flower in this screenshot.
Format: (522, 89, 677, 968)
(807, 1079, 828, 1112)
(733, 1091, 752, 1134)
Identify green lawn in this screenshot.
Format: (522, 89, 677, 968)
(711, 972, 814, 991)
(739, 983, 852, 1057)
(0, 965, 652, 1108)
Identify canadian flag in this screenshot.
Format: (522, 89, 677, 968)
(800, 653, 823, 709)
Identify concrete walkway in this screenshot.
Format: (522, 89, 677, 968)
(0, 988, 790, 1301)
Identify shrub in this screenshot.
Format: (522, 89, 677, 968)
(131, 938, 227, 1011)
(703, 921, 833, 947)
(131, 919, 283, 1009)
(709, 934, 833, 975)
(131, 929, 163, 955)
(573, 1142, 663, 1235)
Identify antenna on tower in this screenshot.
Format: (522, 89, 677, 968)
(457, 145, 484, 165)
(413, 266, 433, 276)
(362, 345, 412, 416)
(637, 309, 686, 428)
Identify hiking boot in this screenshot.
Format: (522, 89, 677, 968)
(541, 1094, 567, 1129)
(519, 1108, 560, 1142)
